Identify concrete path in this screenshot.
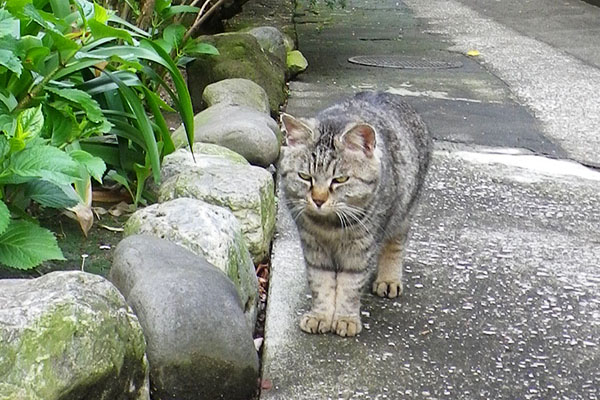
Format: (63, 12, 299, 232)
(261, 0, 600, 399)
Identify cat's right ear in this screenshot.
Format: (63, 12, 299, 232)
(281, 113, 313, 146)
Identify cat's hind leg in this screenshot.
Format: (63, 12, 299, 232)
(372, 234, 407, 298)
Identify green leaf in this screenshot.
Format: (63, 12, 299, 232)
(17, 106, 44, 140)
(0, 49, 23, 76)
(103, 70, 161, 183)
(106, 169, 133, 199)
(155, 0, 171, 14)
(144, 87, 175, 155)
(0, 145, 79, 185)
(0, 114, 16, 136)
(0, 9, 19, 38)
(162, 5, 199, 19)
(163, 24, 185, 49)
(141, 39, 194, 154)
(49, 0, 71, 19)
(93, 1, 109, 23)
(69, 149, 106, 183)
(23, 179, 80, 208)
(0, 219, 65, 269)
(108, 14, 151, 38)
(77, 70, 141, 95)
(88, 20, 134, 45)
(153, 38, 172, 54)
(0, 200, 9, 236)
(183, 41, 219, 56)
(46, 87, 105, 124)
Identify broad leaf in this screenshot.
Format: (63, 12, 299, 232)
(183, 41, 219, 56)
(92, 1, 109, 23)
(0, 145, 80, 185)
(46, 86, 104, 124)
(0, 9, 19, 38)
(17, 106, 44, 140)
(69, 149, 106, 183)
(0, 219, 65, 269)
(0, 200, 9, 236)
(163, 24, 185, 49)
(23, 179, 80, 208)
(88, 20, 134, 45)
(162, 5, 200, 19)
(0, 49, 23, 76)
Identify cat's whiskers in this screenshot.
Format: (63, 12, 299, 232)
(336, 204, 371, 235)
(286, 199, 307, 221)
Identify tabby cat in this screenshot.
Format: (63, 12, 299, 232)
(279, 91, 431, 337)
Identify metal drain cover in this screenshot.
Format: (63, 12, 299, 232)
(348, 55, 463, 69)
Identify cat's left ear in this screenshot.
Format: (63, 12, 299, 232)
(281, 113, 314, 146)
(340, 123, 376, 157)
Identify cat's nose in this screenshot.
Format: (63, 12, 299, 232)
(312, 197, 325, 208)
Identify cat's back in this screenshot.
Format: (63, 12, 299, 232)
(317, 92, 431, 155)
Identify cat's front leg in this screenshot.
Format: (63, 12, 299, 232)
(332, 270, 368, 337)
(300, 267, 336, 334)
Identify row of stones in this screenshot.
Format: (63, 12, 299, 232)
(0, 24, 305, 400)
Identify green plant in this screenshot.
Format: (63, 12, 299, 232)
(0, 0, 215, 269)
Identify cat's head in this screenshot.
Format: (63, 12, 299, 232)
(279, 113, 381, 225)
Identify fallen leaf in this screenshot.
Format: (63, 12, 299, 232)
(260, 379, 273, 391)
(466, 49, 480, 57)
(99, 224, 125, 232)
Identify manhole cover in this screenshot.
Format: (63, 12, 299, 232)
(348, 55, 463, 69)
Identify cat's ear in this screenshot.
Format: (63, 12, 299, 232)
(339, 123, 376, 157)
(281, 113, 314, 146)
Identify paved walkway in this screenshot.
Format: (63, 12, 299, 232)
(261, 0, 600, 399)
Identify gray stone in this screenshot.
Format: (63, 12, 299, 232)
(161, 146, 247, 183)
(110, 235, 259, 400)
(0, 271, 148, 400)
(187, 32, 286, 115)
(123, 197, 259, 324)
(248, 26, 287, 64)
(159, 161, 276, 263)
(172, 103, 281, 167)
(203, 78, 271, 114)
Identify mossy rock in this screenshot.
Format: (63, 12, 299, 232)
(187, 32, 286, 115)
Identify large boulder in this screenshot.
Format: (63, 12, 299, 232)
(159, 150, 276, 263)
(161, 145, 248, 183)
(0, 271, 148, 400)
(187, 32, 286, 115)
(110, 235, 259, 400)
(171, 103, 281, 167)
(123, 197, 259, 324)
(247, 26, 287, 64)
(202, 78, 271, 114)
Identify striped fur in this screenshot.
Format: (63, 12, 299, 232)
(279, 92, 431, 337)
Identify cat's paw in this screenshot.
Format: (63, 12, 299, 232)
(372, 280, 403, 298)
(332, 315, 362, 337)
(300, 312, 332, 334)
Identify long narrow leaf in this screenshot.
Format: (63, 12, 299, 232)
(102, 70, 160, 183)
(144, 87, 174, 155)
(78, 71, 142, 95)
(141, 39, 194, 153)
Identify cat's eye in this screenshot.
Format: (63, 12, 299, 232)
(298, 172, 312, 181)
(332, 176, 349, 184)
